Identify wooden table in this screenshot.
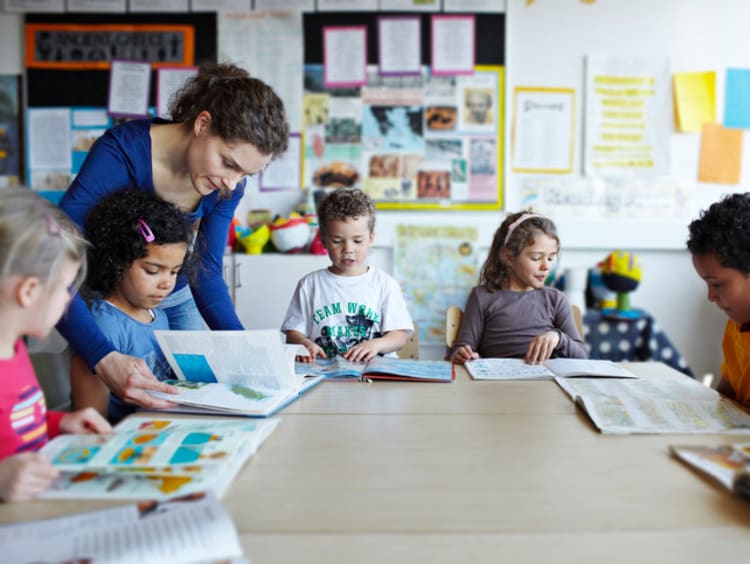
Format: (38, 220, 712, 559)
(2, 362, 750, 563)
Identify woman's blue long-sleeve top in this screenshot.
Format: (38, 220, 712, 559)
(57, 118, 244, 371)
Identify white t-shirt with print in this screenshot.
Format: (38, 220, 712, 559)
(282, 267, 413, 358)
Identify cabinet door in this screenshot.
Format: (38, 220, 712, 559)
(222, 252, 235, 305)
(233, 254, 330, 330)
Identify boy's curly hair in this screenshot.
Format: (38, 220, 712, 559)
(84, 188, 191, 297)
(317, 188, 376, 238)
(687, 193, 750, 274)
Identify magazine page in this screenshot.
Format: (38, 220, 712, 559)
(42, 417, 275, 473)
(0, 492, 245, 563)
(556, 376, 750, 434)
(465, 358, 554, 380)
(543, 358, 638, 379)
(364, 357, 453, 382)
(670, 444, 745, 491)
(155, 329, 299, 391)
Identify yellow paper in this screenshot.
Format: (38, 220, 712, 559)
(673, 71, 716, 132)
(698, 123, 742, 184)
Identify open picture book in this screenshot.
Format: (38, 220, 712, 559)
(556, 373, 750, 434)
(40, 415, 278, 500)
(149, 330, 325, 416)
(297, 355, 454, 383)
(465, 357, 637, 381)
(671, 443, 750, 498)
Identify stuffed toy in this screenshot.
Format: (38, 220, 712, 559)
(599, 250, 643, 319)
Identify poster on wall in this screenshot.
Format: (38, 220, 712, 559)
(0, 76, 21, 187)
(302, 64, 503, 210)
(26, 107, 116, 202)
(394, 225, 479, 347)
(584, 56, 671, 177)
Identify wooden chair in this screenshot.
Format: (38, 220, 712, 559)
(445, 305, 464, 349)
(571, 304, 584, 339)
(397, 322, 419, 359)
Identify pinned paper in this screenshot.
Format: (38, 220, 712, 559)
(698, 123, 742, 184)
(673, 71, 716, 132)
(724, 68, 750, 129)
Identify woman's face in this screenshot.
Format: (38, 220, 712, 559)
(187, 112, 273, 197)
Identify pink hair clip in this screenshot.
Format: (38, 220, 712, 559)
(137, 219, 155, 243)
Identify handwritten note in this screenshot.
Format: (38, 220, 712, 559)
(673, 71, 716, 133)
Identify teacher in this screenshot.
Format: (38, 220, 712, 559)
(57, 62, 289, 408)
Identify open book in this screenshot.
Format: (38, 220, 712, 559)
(671, 443, 750, 498)
(40, 415, 278, 499)
(465, 358, 637, 381)
(297, 356, 454, 383)
(149, 330, 324, 416)
(0, 492, 246, 563)
(556, 374, 750, 434)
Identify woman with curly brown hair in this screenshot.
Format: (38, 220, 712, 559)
(58, 62, 289, 409)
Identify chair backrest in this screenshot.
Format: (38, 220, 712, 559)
(445, 305, 464, 349)
(571, 304, 584, 339)
(397, 322, 420, 359)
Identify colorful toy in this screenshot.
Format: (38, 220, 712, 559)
(599, 250, 643, 319)
(236, 224, 270, 254)
(269, 213, 311, 253)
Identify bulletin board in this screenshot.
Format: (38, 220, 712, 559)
(23, 12, 216, 199)
(302, 12, 505, 211)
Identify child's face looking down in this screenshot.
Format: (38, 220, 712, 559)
(323, 216, 374, 277)
(110, 242, 188, 317)
(502, 233, 558, 292)
(692, 252, 750, 325)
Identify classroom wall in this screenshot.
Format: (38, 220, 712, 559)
(3, 3, 737, 379)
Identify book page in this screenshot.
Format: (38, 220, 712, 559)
(556, 376, 750, 434)
(543, 358, 638, 379)
(155, 330, 299, 391)
(465, 358, 554, 380)
(0, 492, 244, 563)
(364, 357, 453, 382)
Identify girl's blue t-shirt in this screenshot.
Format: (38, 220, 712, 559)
(58, 118, 245, 370)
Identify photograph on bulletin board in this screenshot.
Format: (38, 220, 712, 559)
(302, 64, 503, 210)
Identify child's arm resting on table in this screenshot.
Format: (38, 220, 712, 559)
(343, 329, 410, 363)
(0, 453, 59, 502)
(285, 330, 327, 362)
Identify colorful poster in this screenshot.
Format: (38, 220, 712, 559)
(394, 225, 479, 347)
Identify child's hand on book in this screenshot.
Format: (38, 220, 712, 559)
(296, 340, 327, 363)
(0, 452, 59, 502)
(59, 407, 113, 435)
(525, 331, 561, 365)
(342, 340, 382, 362)
(451, 345, 479, 365)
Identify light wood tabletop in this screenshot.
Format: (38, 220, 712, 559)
(2, 361, 750, 563)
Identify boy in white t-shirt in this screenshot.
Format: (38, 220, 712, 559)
(282, 189, 413, 362)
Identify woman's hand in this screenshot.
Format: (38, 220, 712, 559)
(525, 331, 561, 364)
(94, 351, 178, 408)
(59, 407, 113, 435)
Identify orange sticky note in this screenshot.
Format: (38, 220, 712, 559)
(698, 123, 742, 184)
(674, 71, 716, 132)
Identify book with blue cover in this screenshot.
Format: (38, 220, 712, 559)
(297, 356, 454, 383)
